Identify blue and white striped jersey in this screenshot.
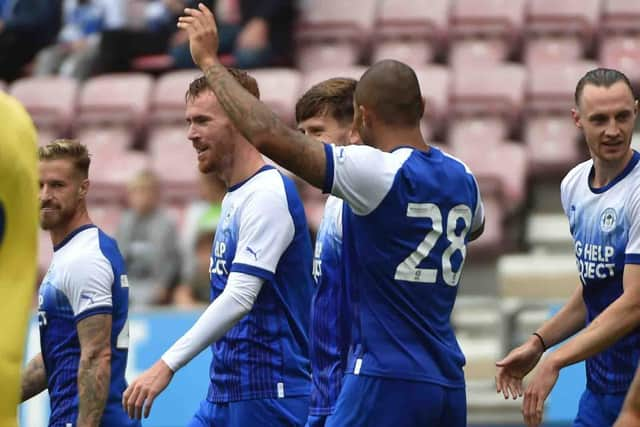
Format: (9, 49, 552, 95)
(206, 165, 313, 402)
(561, 150, 640, 394)
(38, 225, 137, 427)
(322, 144, 484, 387)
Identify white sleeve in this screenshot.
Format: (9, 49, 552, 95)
(230, 190, 295, 279)
(161, 272, 264, 371)
(62, 254, 113, 322)
(470, 176, 485, 233)
(322, 144, 411, 216)
(626, 191, 640, 263)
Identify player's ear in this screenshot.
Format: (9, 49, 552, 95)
(571, 107, 582, 129)
(78, 179, 90, 199)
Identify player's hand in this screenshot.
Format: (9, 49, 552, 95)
(177, 3, 220, 70)
(522, 358, 560, 427)
(122, 359, 174, 419)
(495, 337, 544, 400)
(614, 410, 640, 427)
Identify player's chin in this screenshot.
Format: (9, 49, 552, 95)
(197, 159, 215, 174)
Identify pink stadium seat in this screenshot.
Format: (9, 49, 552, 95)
(372, 0, 450, 66)
(452, 141, 527, 213)
(414, 65, 449, 140)
(602, 0, 640, 34)
(89, 148, 149, 203)
(524, 0, 600, 65)
(449, 64, 526, 144)
(9, 76, 78, 137)
(77, 73, 153, 148)
(448, 117, 508, 148)
(89, 203, 124, 236)
(450, 0, 526, 66)
(76, 127, 130, 160)
(525, 61, 595, 175)
(295, 0, 377, 70)
(151, 70, 202, 124)
(301, 67, 367, 91)
(468, 191, 505, 257)
(600, 36, 640, 86)
(148, 125, 200, 201)
(250, 68, 302, 124)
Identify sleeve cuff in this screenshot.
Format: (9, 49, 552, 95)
(323, 143, 335, 194)
(74, 305, 112, 323)
(231, 263, 275, 282)
(626, 254, 640, 264)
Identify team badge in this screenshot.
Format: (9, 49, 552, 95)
(600, 208, 617, 233)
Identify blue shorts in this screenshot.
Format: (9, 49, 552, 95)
(325, 374, 466, 427)
(573, 389, 626, 427)
(187, 396, 310, 427)
(305, 414, 328, 427)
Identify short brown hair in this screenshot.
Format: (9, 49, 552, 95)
(39, 139, 91, 178)
(186, 67, 260, 102)
(296, 77, 357, 125)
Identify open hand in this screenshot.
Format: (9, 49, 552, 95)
(122, 359, 174, 419)
(522, 358, 559, 427)
(496, 338, 544, 400)
(177, 3, 220, 69)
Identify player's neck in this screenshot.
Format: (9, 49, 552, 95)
(225, 147, 266, 190)
(591, 149, 634, 188)
(375, 126, 428, 153)
(49, 205, 92, 247)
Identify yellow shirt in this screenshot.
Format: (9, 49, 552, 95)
(0, 92, 38, 427)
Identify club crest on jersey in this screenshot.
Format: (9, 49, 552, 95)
(600, 208, 617, 233)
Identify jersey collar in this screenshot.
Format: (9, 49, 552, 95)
(53, 224, 96, 252)
(228, 165, 275, 192)
(588, 150, 640, 194)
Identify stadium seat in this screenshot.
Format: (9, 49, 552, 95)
(525, 61, 597, 175)
(295, 0, 377, 70)
(602, 0, 640, 35)
(600, 36, 640, 87)
(151, 70, 202, 124)
(452, 141, 528, 213)
(524, 0, 600, 65)
(414, 65, 450, 140)
(148, 125, 200, 201)
(89, 148, 149, 203)
(371, 0, 450, 67)
(250, 68, 302, 125)
(449, 0, 526, 66)
(449, 64, 526, 145)
(300, 66, 367, 91)
(77, 73, 153, 148)
(467, 191, 505, 258)
(9, 76, 78, 138)
(89, 203, 124, 236)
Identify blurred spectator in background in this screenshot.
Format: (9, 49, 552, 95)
(95, 0, 201, 74)
(0, 0, 62, 81)
(116, 170, 181, 309)
(33, 0, 103, 80)
(170, 0, 296, 69)
(173, 173, 224, 307)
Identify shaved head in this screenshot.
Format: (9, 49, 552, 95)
(355, 60, 424, 127)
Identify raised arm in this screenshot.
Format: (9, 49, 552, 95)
(76, 314, 112, 427)
(21, 352, 47, 402)
(177, 4, 328, 189)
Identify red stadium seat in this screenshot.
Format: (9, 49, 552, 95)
(600, 36, 640, 87)
(295, 0, 378, 70)
(448, 117, 508, 149)
(524, 61, 595, 175)
(148, 125, 200, 201)
(372, 0, 450, 66)
(450, 0, 526, 66)
(449, 64, 526, 144)
(89, 147, 149, 203)
(151, 70, 202, 124)
(602, 0, 640, 35)
(9, 76, 78, 138)
(250, 68, 302, 124)
(452, 141, 527, 213)
(524, 0, 600, 65)
(414, 65, 450, 140)
(77, 73, 153, 148)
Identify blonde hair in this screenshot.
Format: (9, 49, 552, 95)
(39, 139, 91, 178)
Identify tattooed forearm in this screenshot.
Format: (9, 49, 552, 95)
(204, 64, 328, 189)
(21, 353, 47, 401)
(76, 314, 112, 427)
